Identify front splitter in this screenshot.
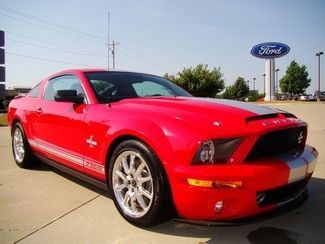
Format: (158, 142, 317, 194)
(173, 188, 308, 226)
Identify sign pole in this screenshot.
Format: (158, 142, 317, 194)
(265, 58, 275, 101)
(251, 42, 289, 101)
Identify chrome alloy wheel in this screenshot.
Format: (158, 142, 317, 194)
(112, 150, 154, 218)
(13, 127, 25, 163)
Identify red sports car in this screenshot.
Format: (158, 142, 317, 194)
(7, 69, 318, 227)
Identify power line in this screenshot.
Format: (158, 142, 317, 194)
(6, 51, 99, 67)
(118, 49, 166, 72)
(120, 44, 170, 72)
(0, 12, 106, 45)
(8, 38, 107, 58)
(1, 4, 170, 73)
(0, 4, 106, 41)
(118, 55, 149, 71)
(5, 31, 103, 55)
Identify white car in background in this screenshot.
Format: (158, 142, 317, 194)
(300, 94, 315, 101)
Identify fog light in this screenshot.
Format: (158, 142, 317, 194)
(214, 200, 223, 213)
(256, 193, 266, 204)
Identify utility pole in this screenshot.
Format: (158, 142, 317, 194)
(263, 74, 266, 94)
(275, 68, 279, 94)
(111, 40, 120, 69)
(107, 12, 110, 69)
(316, 51, 323, 101)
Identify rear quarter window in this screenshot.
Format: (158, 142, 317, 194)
(27, 83, 41, 98)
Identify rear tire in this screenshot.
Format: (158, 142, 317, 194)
(12, 123, 35, 168)
(108, 139, 172, 227)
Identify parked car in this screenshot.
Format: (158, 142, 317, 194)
(7, 69, 318, 227)
(300, 94, 316, 101)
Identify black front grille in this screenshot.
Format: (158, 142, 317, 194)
(256, 177, 310, 207)
(246, 126, 306, 161)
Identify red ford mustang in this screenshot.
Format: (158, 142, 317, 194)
(7, 69, 318, 227)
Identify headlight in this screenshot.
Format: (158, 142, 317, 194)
(192, 138, 242, 164)
(199, 140, 215, 163)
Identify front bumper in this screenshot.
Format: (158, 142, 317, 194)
(170, 145, 317, 222)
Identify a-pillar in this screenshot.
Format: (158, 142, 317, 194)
(265, 58, 275, 101)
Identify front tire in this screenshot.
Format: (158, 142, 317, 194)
(12, 123, 35, 168)
(109, 140, 172, 227)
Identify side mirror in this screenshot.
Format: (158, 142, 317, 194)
(54, 90, 84, 104)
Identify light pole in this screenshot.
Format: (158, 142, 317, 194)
(253, 77, 256, 92)
(263, 74, 266, 94)
(275, 68, 279, 94)
(316, 51, 323, 101)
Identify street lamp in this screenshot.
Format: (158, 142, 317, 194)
(316, 51, 323, 101)
(263, 74, 266, 94)
(253, 77, 256, 91)
(275, 68, 279, 94)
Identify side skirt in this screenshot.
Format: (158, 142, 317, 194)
(35, 154, 108, 191)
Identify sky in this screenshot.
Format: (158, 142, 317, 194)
(0, 0, 324, 93)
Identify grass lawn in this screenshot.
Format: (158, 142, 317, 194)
(0, 113, 8, 126)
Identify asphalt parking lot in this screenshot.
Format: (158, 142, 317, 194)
(0, 102, 325, 244)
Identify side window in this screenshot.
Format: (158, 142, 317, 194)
(43, 75, 85, 101)
(28, 83, 41, 98)
(89, 79, 118, 102)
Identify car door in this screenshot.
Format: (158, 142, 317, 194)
(32, 75, 88, 173)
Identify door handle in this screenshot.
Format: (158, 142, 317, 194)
(36, 107, 43, 114)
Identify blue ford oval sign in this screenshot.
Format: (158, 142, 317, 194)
(251, 42, 290, 59)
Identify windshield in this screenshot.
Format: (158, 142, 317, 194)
(85, 71, 192, 103)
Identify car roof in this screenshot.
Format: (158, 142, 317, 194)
(46, 69, 162, 81)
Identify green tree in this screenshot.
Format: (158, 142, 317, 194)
(280, 60, 311, 95)
(222, 77, 249, 100)
(1, 99, 9, 111)
(164, 64, 225, 97)
(247, 90, 263, 102)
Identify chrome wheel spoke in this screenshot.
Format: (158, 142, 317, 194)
(137, 176, 151, 184)
(130, 196, 137, 212)
(123, 190, 132, 205)
(116, 170, 127, 182)
(14, 135, 19, 143)
(13, 128, 25, 163)
(114, 170, 128, 191)
(112, 150, 154, 218)
(138, 186, 153, 200)
(129, 154, 136, 173)
(136, 194, 147, 210)
(121, 157, 130, 174)
(114, 182, 126, 191)
(134, 162, 146, 178)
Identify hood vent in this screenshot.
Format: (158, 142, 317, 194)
(246, 112, 296, 123)
(246, 113, 278, 123)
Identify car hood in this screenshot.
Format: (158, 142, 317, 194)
(113, 97, 288, 133)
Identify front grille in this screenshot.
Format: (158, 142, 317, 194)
(256, 177, 310, 207)
(246, 126, 306, 161)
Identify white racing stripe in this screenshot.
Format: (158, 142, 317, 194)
(28, 139, 105, 174)
(37, 142, 84, 166)
(277, 154, 307, 183)
(300, 145, 317, 174)
(188, 97, 279, 115)
(276, 146, 317, 183)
